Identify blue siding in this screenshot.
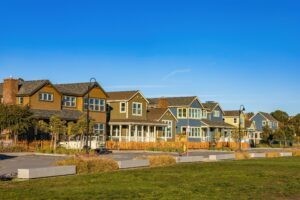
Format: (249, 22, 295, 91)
(252, 113, 278, 131)
(210, 105, 223, 122)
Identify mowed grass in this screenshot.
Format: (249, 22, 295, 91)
(1, 157, 300, 200)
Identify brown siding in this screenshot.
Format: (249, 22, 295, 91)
(159, 110, 177, 141)
(128, 93, 148, 120)
(109, 101, 127, 120)
(29, 84, 62, 110)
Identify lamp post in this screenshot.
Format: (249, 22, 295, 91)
(238, 105, 246, 151)
(86, 77, 97, 154)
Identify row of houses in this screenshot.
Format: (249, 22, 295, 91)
(0, 77, 279, 146)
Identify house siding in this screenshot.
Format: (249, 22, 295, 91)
(210, 105, 223, 122)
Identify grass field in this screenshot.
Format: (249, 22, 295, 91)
(1, 157, 300, 200)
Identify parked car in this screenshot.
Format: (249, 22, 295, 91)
(95, 147, 112, 155)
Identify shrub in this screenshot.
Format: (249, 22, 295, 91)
(235, 152, 250, 160)
(0, 145, 27, 153)
(266, 152, 280, 158)
(290, 149, 300, 157)
(56, 155, 119, 174)
(148, 155, 176, 167)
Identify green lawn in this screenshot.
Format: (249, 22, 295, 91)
(1, 157, 300, 200)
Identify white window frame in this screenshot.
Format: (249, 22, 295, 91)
(181, 126, 201, 138)
(189, 108, 201, 119)
(39, 93, 53, 102)
(262, 120, 266, 126)
(213, 110, 220, 117)
(120, 102, 126, 113)
(84, 98, 105, 112)
(18, 97, 24, 105)
(177, 108, 187, 118)
(132, 102, 142, 116)
(94, 123, 105, 135)
(63, 96, 76, 107)
(202, 110, 207, 119)
(234, 118, 237, 124)
(162, 120, 172, 138)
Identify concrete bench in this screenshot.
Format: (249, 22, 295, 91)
(118, 160, 150, 169)
(249, 153, 266, 158)
(18, 166, 76, 179)
(280, 152, 293, 157)
(209, 154, 235, 161)
(176, 156, 205, 163)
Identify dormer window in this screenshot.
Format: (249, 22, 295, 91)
(39, 93, 53, 102)
(132, 102, 142, 116)
(213, 110, 220, 117)
(63, 96, 76, 107)
(120, 102, 126, 113)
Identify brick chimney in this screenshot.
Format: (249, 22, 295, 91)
(157, 97, 169, 109)
(3, 77, 18, 105)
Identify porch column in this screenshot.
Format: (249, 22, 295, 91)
(141, 126, 144, 142)
(147, 126, 150, 142)
(135, 125, 138, 142)
(154, 126, 157, 142)
(110, 125, 113, 141)
(119, 125, 122, 142)
(128, 125, 131, 142)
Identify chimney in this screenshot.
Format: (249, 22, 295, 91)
(3, 77, 19, 105)
(157, 97, 169, 109)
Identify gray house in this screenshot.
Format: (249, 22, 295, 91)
(250, 112, 279, 132)
(202, 101, 234, 142)
(148, 97, 207, 142)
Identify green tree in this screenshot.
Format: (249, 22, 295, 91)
(271, 110, 289, 126)
(261, 125, 273, 146)
(0, 104, 33, 144)
(66, 122, 78, 147)
(49, 115, 66, 151)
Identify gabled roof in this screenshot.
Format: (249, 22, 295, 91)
(107, 90, 148, 103)
(147, 108, 178, 122)
(201, 119, 235, 128)
(203, 101, 225, 114)
(0, 79, 55, 97)
(18, 80, 51, 96)
(148, 96, 203, 108)
(55, 82, 108, 97)
(224, 110, 241, 117)
(250, 112, 278, 122)
(245, 119, 255, 129)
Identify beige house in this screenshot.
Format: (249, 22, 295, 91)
(107, 91, 176, 142)
(223, 110, 246, 129)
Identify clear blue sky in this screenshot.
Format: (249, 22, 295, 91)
(0, 0, 299, 115)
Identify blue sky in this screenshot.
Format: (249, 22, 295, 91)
(0, 0, 299, 115)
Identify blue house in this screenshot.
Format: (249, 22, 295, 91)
(148, 97, 207, 142)
(250, 112, 279, 132)
(202, 101, 234, 142)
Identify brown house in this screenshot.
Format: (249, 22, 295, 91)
(107, 91, 173, 142)
(0, 77, 108, 142)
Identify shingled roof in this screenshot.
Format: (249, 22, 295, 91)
(201, 119, 235, 128)
(107, 91, 139, 101)
(54, 82, 108, 97)
(224, 110, 241, 116)
(259, 112, 278, 122)
(0, 80, 51, 96)
(31, 109, 83, 121)
(148, 96, 199, 107)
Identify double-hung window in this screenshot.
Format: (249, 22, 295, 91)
(162, 120, 172, 138)
(213, 110, 220, 117)
(18, 97, 24, 105)
(63, 96, 76, 107)
(94, 123, 105, 135)
(189, 108, 201, 119)
(120, 102, 126, 113)
(132, 102, 142, 115)
(84, 98, 105, 112)
(177, 108, 187, 118)
(39, 93, 53, 101)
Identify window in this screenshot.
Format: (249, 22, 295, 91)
(84, 98, 105, 111)
(234, 118, 237, 123)
(213, 110, 220, 117)
(189, 108, 201, 119)
(18, 97, 24, 104)
(94, 123, 105, 135)
(162, 120, 172, 138)
(39, 93, 53, 101)
(120, 102, 126, 113)
(262, 120, 266, 126)
(132, 102, 142, 115)
(202, 110, 207, 118)
(182, 126, 201, 138)
(63, 96, 76, 107)
(177, 108, 187, 118)
(268, 121, 272, 127)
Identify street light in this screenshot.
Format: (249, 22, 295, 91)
(86, 77, 97, 154)
(238, 105, 246, 151)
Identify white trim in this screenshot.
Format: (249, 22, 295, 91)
(120, 102, 126, 113)
(132, 102, 142, 116)
(158, 108, 178, 122)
